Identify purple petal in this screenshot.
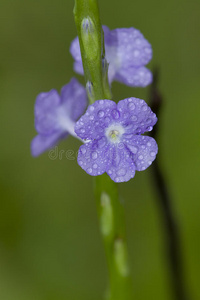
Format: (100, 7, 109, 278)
(77, 140, 109, 176)
(124, 135, 158, 171)
(117, 97, 157, 134)
(115, 66, 152, 87)
(70, 36, 82, 63)
(60, 78, 87, 121)
(74, 61, 84, 75)
(106, 145, 135, 182)
(75, 100, 117, 140)
(107, 27, 152, 68)
(35, 90, 61, 135)
(31, 132, 67, 157)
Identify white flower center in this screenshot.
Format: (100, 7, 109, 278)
(105, 124, 125, 143)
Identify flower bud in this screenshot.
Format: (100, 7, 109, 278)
(81, 17, 99, 61)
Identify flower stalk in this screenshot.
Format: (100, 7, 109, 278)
(73, 0, 132, 299)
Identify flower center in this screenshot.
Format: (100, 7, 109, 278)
(105, 124, 125, 143)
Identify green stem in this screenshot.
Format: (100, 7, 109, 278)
(73, 1, 132, 299)
(95, 174, 133, 300)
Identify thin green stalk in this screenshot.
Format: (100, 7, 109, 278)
(73, 1, 132, 299)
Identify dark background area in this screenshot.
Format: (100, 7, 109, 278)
(0, 0, 200, 299)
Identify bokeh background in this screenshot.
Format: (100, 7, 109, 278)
(0, 0, 200, 299)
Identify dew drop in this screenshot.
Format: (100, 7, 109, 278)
(128, 102, 135, 110)
(98, 110, 104, 118)
(89, 106, 95, 111)
(93, 163, 98, 169)
(108, 170, 112, 175)
(104, 117, 110, 123)
(117, 168, 126, 176)
(131, 115, 138, 122)
(150, 151, 156, 157)
(128, 145, 138, 154)
(138, 155, 144, 160)
(147, 142, 151, 147)
(87, 168, 92, 174)
(98, 137, 107, 148)
(112, 109, 120, 119)
(142, 105, 147, 111)
(89, 115, 94, 120)
(80, 128, 85, 133)
(81, 148, 86, 154)
(92, 151, 98, 159)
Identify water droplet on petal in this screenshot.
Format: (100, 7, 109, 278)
(98, 137, 107, 148)
(128, 102, 135, 110)
(150, 151, 156, 157)
(98, 110, 104, 118)
(147, 142, 151, 147)
(115, 177, 120, 182)
(81, 148, 86, 154)
(124, 134, 133, 139)
(138, 155, 144, 160)
(91, 151, 98, 159)
(142, 105, 147, 111)
(89, 106, 95, 111)
(131, 115, 138, 122)
(93, 163, 98, 169)
(108, 170, 112, 175)
(80, 128, 85, 133)
(89, 115, 94, 120)
(117, 168, 126, 176)
(112, 109, 120, 119)
(87, 168, 92, 174)
(104, 117, 110, 123)
(128, 145, 138, 154)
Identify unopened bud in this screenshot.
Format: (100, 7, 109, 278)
(86, 81, 95, 101)
(81, 17, 99, 60)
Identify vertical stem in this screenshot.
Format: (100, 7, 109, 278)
(150, 69, 190, 300)
(73, 1, 132, 299)
(95, 174, 133, 300)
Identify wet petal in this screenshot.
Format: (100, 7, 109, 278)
(77, 140, 109, 176)
(31, 132, 67, 157)
(117, 97, 157, 134)
(60, 78, 87, 121)
(35, 90, 61, 135)
(75, 100, 117, 140)
(111, 28, 152, 68)
(106, 145, 135, 182)
(124, 135, 158, 171)
(115, 66, 152, 87)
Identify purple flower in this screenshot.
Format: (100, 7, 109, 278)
(75, 98, 158, 182)
(70, 26, 152, 87)
(31, 78, 87, 156)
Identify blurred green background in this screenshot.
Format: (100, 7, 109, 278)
(0, 0, 200, 299)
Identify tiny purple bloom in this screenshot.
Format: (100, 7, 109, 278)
(31, 78, 87, 156)
(75, 98, 158, 183)
(70, 26, 152, 87)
